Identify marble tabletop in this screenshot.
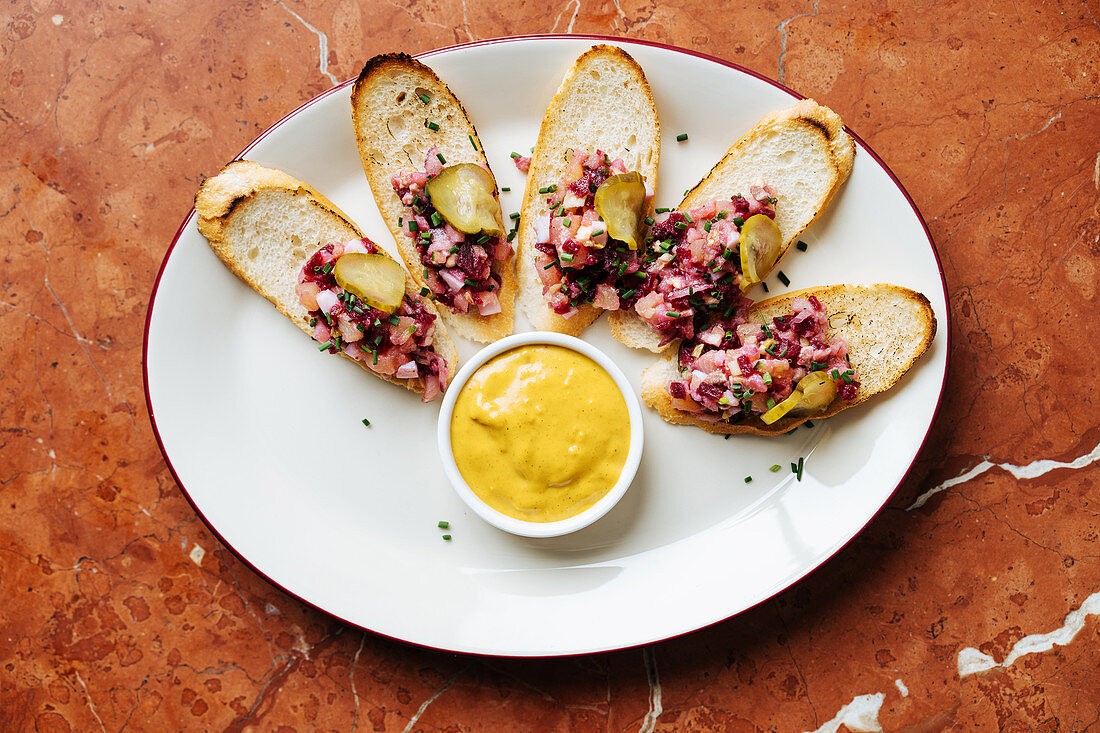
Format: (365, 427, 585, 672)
(3, 1, 1099, 730)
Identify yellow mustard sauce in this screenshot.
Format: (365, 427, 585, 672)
(451, 345, 630, 523)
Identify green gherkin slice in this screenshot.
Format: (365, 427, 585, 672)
(760, 371, 836, 424)
(333, 253, 406, 313)
(738, 214, 782, 290)
(424, 163, 504, 237)
(594, 172, 647, 250)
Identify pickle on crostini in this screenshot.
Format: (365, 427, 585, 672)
(738, 214, 783, 290)
(333, 253, 407, 313)
(425, 163, 504, 237)
(594, 172, 647, 250)
(760, 371, 837, 425)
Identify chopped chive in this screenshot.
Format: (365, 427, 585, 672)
(398, 216, 403, 226)
(676, 132, 689, 142)
(797, 457, 804, 481)
(665, 311, 681, 318)
(509, 212, 520, 220)
(619, 288, 636, 300)
(762, 373, 772, 386)
(592, 229, 604, 237)
(419, 93, 431, 104)
(442, 534, 452, 541)
(322, 263, 333, 274)
(420, 286, 430, 297)
(704, 221, 712, 232)
(718, 396, 730, 405)
(682, 213, 694, 224)
(563, 218, 572, 227)
(733, 216, 744, 226)
(413, 195, 422, 206)
(724, 434, 732, 440)
(761, 282, 770, 293)
(830, 369, 841, 379)
(744, 476, 752, 483)
(309, 317, 317, 327)
(317, 341, 333, 351)
(436, 152, 446, 164)
(388, 314, 400, 325)
(448, 244, 459, 253)
(430, 212, 443, 227)
(769, 196, 778, 204)
(674, 221, 688, 230)
(409, 221, 419, 232)
(426, 121, 440, 131)
(791, 462, 798, 472)
(468, 134, 478, 150)
(372, 349, 378, 365)
(644, 216, 655, 225)
(716, 211, 728, 220)
(506, 231, 516, 242)
(510, 152, 521, 159)
(438, 520, 449, 529)
(777, 271, 790, 287)
(770, 464, 781, 472)
(464, 278, 477, 287)
(766, 398, 776, 409)
(560, 253, 575, 262)
(796, 240, 808, 252)
(655, 207, 671, 214)
(501, 186, 510, 192)
(362, 418, 371, 427)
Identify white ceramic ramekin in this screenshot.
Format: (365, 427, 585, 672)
(437, 332, 644, 538)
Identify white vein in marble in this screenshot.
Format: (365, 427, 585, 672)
(907, 441, 1100, 510)
(957, 591, 1100, 678)
(279, 2, 340, 86)
(803, 693, 885, 733)
(639, 646, 663, 733)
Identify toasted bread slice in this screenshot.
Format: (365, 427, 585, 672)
(351, 53, 514, 343)
(610, 99, 855, 352)
(640, 284, 936, 435)
(516, 44, 660, 335)
(195, 160, 458, 396)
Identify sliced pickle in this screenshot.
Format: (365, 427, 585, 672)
(424, 163, 504, 237)
(787, 372, 837, 417)
(333, 253, 406, 313)
(759, 371, 837, 425)
(738, 214, 783, 291)
(594, 172, 647, 250)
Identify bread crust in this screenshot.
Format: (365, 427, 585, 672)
(516, 44, 660, 335)
(195, 159, 458, 395)
(610, 99, 856, 353)
(351, 53, 515, 343)
(641, 284, 936, 435)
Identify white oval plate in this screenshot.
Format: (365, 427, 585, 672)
(145, 36, 949, 657)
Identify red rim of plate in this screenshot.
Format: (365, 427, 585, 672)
(143, 33, 952, 658)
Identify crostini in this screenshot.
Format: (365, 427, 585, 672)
(516, 44, 661, 335)
(195, 160, 458, 401)
(640, 284, 936, 435)
(609, 99, 855, 352)
(351, 53, 515, 343)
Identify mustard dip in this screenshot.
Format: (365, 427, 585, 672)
(451, 345, 630, 523)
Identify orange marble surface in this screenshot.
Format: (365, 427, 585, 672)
(2, 0, 1099, 730)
